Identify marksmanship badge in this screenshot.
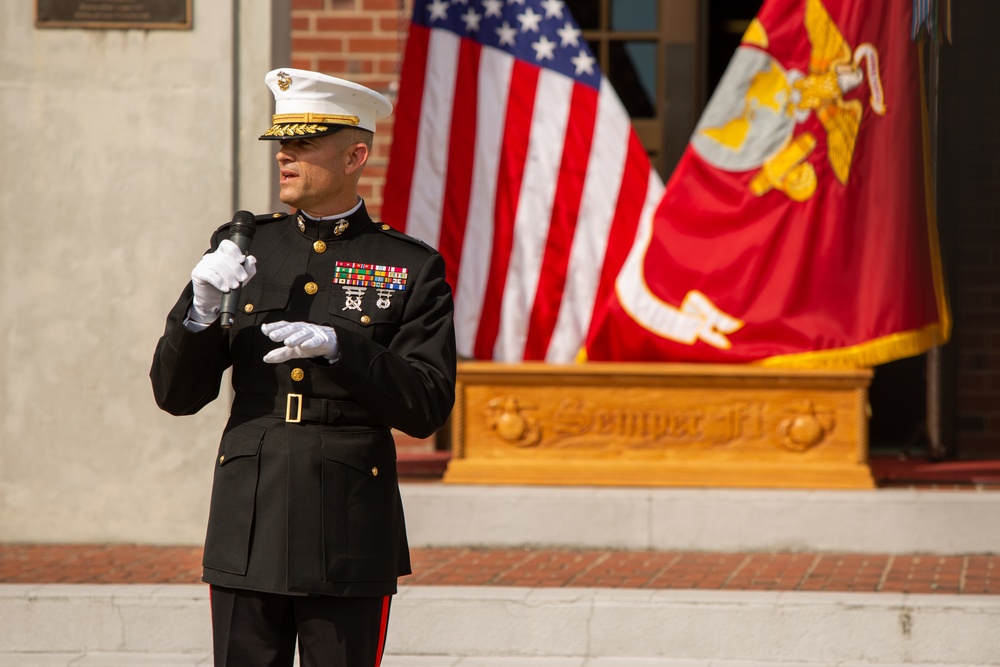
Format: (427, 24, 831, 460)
(376, 289, 394, 310)
(342, 286, 365, 311)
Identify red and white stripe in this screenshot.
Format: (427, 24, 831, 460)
(384, 23, 662, 362)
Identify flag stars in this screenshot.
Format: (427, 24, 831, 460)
(557, 21, 581, 47)
(517, 6, 543, 32)
(426, 0, 449, 22)
(496, 20, 518, 46)
(461, 7, 482, 32)
(571, 49, 596, 76)
(414, 0, 600, 88)
(541, 0, 565, 19)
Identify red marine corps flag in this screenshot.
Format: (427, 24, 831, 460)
(585, 0, 951, 367)
(384, 0, 661, 362)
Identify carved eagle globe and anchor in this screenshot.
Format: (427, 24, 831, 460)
(776, 400, 837, 452)
(486, 396, 542, 448)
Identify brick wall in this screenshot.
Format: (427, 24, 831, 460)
(290, 0, 412, 217)
(938, 1, 1000, 458)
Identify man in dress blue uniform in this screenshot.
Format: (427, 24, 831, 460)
(151, 69, 456, 667)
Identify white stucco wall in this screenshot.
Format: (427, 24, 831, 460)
(0, 1, 288, 544)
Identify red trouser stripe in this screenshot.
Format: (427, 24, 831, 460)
(374, 595, 391, 666)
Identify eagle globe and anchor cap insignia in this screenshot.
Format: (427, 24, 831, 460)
(277, 71, 292, 91)
(691, 0, 887, 202)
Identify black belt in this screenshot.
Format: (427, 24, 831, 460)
(231, 393, 383, 426)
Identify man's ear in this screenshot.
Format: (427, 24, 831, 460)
(346, 142, 370, 174)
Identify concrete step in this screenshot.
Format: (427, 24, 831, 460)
(1, 584, 998, 666)
(400, 484, 1000, 554)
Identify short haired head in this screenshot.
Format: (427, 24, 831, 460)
(259, 68, 392, 141)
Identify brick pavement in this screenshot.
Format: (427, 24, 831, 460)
(1, 544, 997, 595)
(4, 458, 1000, 595)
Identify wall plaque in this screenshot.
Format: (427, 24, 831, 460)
(36, 0, 192, 30)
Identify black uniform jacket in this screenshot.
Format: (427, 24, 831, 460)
(150, 202, 456, 597)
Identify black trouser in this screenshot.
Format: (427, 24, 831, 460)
(210, 586, 391, 667)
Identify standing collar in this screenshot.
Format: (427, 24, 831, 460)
(294, 199, 372, 241)
(300, 198, 364, 221)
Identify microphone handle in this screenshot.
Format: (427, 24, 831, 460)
(218, 232, 254, 329)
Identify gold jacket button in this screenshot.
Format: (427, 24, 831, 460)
(313, 240, 327, 253)
(304, 282, 318, 295)
(290, 368, 304, 382)
(244, 304, 254, 313)
(219, 454, 225, 464)
(360, 315, 371, 325)
(371, 466, 378, 477)
(380, 224, 390, 231)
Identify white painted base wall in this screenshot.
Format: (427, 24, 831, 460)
(0, 1, 286, 545)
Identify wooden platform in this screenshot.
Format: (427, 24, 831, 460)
(444, 362, 874, 489)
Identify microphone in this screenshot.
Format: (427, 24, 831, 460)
(219, 210, 256, 329)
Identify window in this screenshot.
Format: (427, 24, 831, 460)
(565, 0, 702, 178)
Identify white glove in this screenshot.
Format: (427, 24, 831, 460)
(189, 240, 257, 324)
(261, 321, 340, 363)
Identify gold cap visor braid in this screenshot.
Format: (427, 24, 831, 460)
(259, 113, 361, 140)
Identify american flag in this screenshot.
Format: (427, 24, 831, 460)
(383, 0, 663, 362)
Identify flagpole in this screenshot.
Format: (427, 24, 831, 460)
(924, 34, 952, 461)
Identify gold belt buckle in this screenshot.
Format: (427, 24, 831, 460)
(286, 393, 303, 423)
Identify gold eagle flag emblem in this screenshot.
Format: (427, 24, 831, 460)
(695, 0, 887, 202)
